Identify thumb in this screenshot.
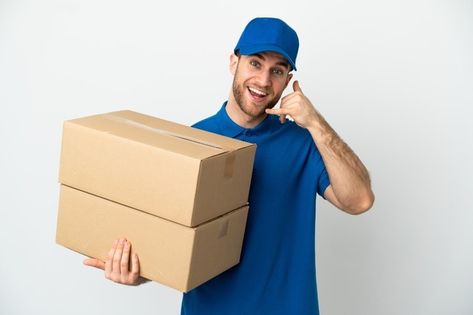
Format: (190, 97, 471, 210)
(293, 80, 303, 93)
(83, 258, 105, 270)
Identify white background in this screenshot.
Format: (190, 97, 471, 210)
(1, 0, 472, 314)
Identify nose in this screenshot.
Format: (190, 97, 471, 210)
(255, 70, 272, 88)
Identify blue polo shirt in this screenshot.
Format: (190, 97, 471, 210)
(181, 102, 330, 315)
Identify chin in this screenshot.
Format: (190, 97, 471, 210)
(241, 103, 269, 119)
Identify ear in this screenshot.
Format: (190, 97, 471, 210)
(229, 53, 239, 75)
(284, 73, 293, 89)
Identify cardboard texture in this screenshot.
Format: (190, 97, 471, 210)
(56, 185, 249, 292)
(59, 110, 256, 227)
(56, 110, 255, 292)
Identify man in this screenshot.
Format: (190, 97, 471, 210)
(84, 17, 374, 315)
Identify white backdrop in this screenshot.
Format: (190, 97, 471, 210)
(1, 0, 472, 314)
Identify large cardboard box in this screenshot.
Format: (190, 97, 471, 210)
(59, 110, 256, 227)
(56, 184, 249, 292)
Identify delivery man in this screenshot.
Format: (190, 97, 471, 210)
(84, 17, 374, 315)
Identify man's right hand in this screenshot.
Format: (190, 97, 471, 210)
(83, 238, 149, 286)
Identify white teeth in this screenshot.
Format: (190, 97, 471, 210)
(249, 87, 267, 96)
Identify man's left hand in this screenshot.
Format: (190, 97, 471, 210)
(265, 80, 320, 129)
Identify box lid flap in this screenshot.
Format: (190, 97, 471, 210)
(67, 110, 254, 160)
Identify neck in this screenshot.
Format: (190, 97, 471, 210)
(226, 92, 267, 129)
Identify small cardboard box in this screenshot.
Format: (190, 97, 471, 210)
(59, 110, 256, 227)
(56, 185, 249, 292)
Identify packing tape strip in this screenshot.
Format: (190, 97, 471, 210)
(218, 219, 229, 238)
(103, 114, 228, 150)
(104, 113, 236, 178)
(224, 152, 236, 178)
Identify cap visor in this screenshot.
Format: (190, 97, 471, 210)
(237, 44, 297, 71)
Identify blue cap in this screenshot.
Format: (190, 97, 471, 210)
(234, 17, 299, 71)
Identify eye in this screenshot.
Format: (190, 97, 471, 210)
(250, 60, 260, 67)
(272, 68, 284, 76)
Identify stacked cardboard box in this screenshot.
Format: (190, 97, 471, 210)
(56, 110, 256, 292)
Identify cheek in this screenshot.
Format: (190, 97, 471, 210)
(236, 76, 252, 91)
(237, 69, 252, 81)
(273, 81, 287, 95)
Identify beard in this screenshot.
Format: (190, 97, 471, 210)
(232, 70, 281, 119)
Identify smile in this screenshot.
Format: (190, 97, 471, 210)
(248, 87, 269, 99)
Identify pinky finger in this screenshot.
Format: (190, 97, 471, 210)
(130, 253, 140, 280)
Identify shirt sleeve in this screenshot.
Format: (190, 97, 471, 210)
(308, 131, 330, 198)
(317, 166, 330, 199)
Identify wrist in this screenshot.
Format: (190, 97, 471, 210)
(307, 118, 331, 144)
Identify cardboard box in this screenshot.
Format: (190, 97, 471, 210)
(59, 110, 256, 227)
(56, 184, 249, 292)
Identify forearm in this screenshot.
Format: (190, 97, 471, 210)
(264, 80, 374, 212)
(308, 117, 374, 212)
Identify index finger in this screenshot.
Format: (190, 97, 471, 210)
(105, 239, 119, 277)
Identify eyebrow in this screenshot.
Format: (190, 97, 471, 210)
(251, 53, 290, 70)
